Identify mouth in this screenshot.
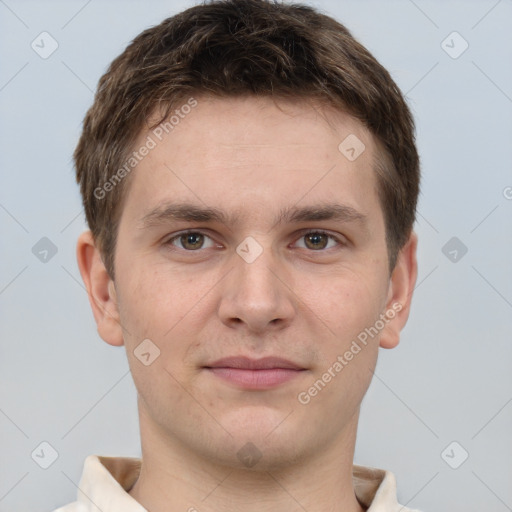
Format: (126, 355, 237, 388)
(203, 356, 307, 389)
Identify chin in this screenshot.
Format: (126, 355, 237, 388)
(222, 404, 292, 437)
(205, 407, 311, 470)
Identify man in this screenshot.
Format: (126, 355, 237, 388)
(56, 0, 421, 510)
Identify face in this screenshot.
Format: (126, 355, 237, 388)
(82, 96, 415, 470)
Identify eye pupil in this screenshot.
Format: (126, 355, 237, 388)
(181, 233, 204, 250)
(305, 233, 328, 250)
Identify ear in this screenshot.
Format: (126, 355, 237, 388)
(379, 232, 418, 349)
(76, 231, 124, 347)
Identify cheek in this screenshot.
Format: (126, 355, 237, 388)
(299, 269, 387, 410)
(116, 263, 206, 337)
(295, 275, 383, 420)
(299, 267, 387, 349)
(115, 265, 219, 391)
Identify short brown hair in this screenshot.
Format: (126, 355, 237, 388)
(75, 0, 420, 278)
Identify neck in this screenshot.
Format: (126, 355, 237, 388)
(129, 401, 366, 512)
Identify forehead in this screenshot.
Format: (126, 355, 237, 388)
(144, 95, 372, 160)
(119, 95, 381, 228)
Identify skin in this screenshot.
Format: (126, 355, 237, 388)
(77, 96, 417, 512)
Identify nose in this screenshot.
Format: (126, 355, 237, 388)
(217, 242, 296, 334)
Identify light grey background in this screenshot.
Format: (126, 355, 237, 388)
(1, 1, 511, 511)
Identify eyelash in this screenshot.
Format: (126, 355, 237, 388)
(164, 229, 345, 252)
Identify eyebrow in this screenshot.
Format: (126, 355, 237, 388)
(139, 202, 367, 230)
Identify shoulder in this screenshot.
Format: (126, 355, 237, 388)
(353, 464, 423, 512)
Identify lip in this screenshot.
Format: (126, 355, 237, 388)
(203, 356, 306, 389)
(206, 356, 304, 370)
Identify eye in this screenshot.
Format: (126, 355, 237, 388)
(166, 231, 216, 251)
(294, 231, 341, 251)
(164, 229, 343, 253)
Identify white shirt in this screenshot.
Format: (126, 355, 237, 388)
(53, 455, 421, 512)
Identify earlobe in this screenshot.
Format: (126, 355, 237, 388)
(76, 231, 125, 347)
(379, 232, 418, 349)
